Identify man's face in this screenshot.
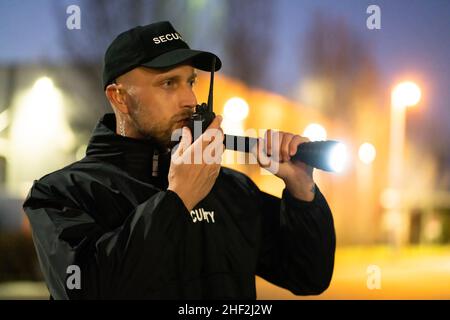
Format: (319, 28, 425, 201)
(116, 64, 198, 146)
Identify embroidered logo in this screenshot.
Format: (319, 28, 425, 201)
(190, 208, 215, 223)
(153, 32, 183, 44)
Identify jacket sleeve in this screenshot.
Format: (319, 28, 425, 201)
(23, 180, 191, 299)
(255, 185, 336, 295)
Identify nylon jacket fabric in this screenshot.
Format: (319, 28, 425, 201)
(23, 113, 336, 299)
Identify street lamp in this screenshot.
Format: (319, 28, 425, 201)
(359, 142, 376, 165)
(386, 81, 421, 248)
(222, 97, 249, 166)
(389, 81, 421, 188)
(9, 76, 75, 197)
(303, 123, 327, 141)
(222, 96, 249, 136)
(223, 97, 249, 122)
(392, 82, 421, 109)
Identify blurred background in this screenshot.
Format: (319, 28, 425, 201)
(0, 0, 449, 299)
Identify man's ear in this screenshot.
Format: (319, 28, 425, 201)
(105, 83, 129, 115)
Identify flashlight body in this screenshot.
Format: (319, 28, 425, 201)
(223, 135, 339, 172)
(186, 57, 342, 173)
(291, 140, 340, 172)
(187, 108, 340, 172)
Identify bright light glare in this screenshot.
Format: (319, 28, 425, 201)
(358, 142, 376, 164)
(0, 110, 9, 132)
(75, 144, 88, 161)
(8, 77, 75, 197)
(223, 97, 249, 122)
(328, 143, 348, 173)
(303, 123, 327, 141)
(33, 77, 54, 92)
(392, 81, 421, 108)
(10, 76, 74, 151)
(380, 188, 401, 209)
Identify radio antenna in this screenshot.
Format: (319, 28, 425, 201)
(207, 57, 216, 113)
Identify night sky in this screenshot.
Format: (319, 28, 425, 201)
(1, 0, 449, 153)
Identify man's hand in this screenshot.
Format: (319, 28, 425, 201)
(253, 129, 315, 202)
(168, 116, 224, 211)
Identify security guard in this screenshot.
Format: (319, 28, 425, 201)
(23, 21, 336, 299)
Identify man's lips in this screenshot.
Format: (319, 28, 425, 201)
(175, 117, 190, 127)
(176, 115, 192, 123)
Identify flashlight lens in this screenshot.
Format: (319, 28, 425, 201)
(328, 143, 347, 173)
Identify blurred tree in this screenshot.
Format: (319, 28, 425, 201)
(53, 0, 276, 141)
(53, 0, 217, 140)
(299, 12, 385, 244)
(53, 0, 162, 136)
(0, 233, 42, 282)
(221, 0, 275, 89)
(301, 11, 381, 126)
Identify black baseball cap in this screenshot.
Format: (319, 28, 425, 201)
(102, 21, 222, 89)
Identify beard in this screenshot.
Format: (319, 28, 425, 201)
(127, 95, 192, 148)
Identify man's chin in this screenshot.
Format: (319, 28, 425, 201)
(166, 123, 186, 148)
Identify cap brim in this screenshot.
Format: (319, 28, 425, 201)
(141, 48, 221, 72)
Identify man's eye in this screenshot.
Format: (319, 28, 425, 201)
(162, 80, 173, 88)
(189, 79, 197, 87)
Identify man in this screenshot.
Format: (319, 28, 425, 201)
(23, 21, 335, 299)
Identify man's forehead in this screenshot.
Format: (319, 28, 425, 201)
(141, 64, 196, 78)
(117, 64, 196, 84)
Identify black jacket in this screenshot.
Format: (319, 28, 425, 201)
(23, 113, 336, 299)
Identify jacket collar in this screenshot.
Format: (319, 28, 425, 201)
(85, 113, 171, 186)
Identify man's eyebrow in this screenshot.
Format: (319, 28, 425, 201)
(189, 72, 198, 80)
(154, 71, 197, 82)
(157, 74, 180, 81)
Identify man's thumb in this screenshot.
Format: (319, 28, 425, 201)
(180, 126, 192, 149)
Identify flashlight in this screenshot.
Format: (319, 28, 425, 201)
(187, 57, 348, 173)
(223, 135, 347, 172)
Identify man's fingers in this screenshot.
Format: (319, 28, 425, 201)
(188, 124, 223, 165)
(179, 127, 192, 153)
(253, 138, 272, 168)
(197, 116, 224, 151)
(265, 130, 282, 162)
(280, 132, 294, 162)
(173, 127, 190, 157)
(289, 135, 309, 157)
(204, 130, 224, 164)
(262, 131, 308, 162)
(172, 127, 193, 164)
(207, 115, 223, 130)
(264, 129, 272, 156)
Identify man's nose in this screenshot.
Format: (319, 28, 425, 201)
(180, 86, 197, 109)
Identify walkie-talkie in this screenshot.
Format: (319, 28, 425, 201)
(187, 58, 217, 141)
(186, 58, 346, 172)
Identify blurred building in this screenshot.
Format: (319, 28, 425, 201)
(0, 64, 448, 248)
